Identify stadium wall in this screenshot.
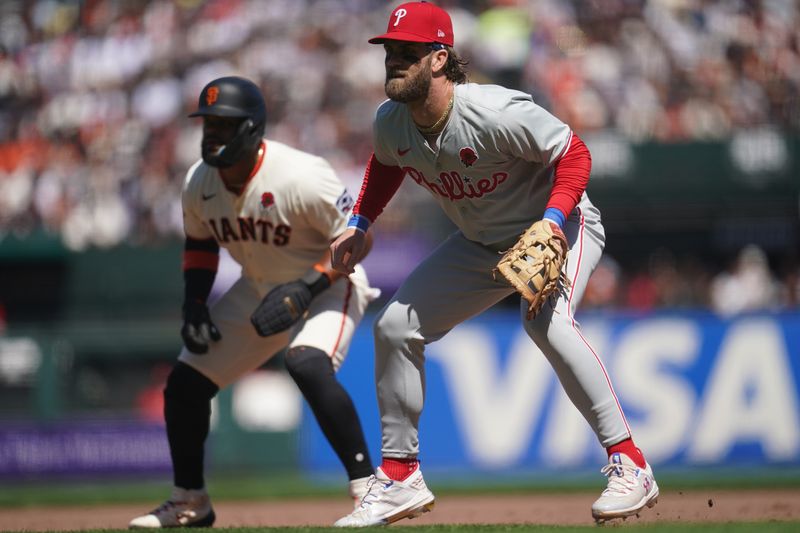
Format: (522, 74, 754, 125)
(0, 311, 797, 479)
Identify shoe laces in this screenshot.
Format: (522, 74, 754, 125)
(152, 498, 203, 522)
(600, 462, 640, 496)
(151, 499, 181, 515)
(356, 475, 381, 509)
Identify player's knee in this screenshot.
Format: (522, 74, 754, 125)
(523, 311, 573, 352)
(164, 362, 219, 403)
(373, 302, 410, 350)
(285, 346, 334, 386)
(523, 316, 549, 345)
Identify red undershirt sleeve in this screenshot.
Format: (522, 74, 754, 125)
(352, 153, 406, 223)
(545, 132, 592, 219)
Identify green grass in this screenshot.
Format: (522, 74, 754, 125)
(3, 524, 800, 533)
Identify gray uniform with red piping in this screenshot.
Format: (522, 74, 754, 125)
(359, 83, 633, 458)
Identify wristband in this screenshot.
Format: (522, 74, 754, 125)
(347, 214, 371, 233)
(543, 207, 566, 228)
(306, 273, 332, 297)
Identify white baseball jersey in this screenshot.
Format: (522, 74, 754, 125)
(179, 139, 377, 388)
(372, 83, 597, 248)
(183, 140, 354, 292)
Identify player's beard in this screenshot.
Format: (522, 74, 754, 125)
(385, 56, 432, 103)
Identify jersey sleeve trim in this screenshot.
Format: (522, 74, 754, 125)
(182, 237, 220, 271)
(183, 250, 220, 271)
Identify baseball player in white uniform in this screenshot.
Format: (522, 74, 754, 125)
(130, 76, 378, 528)
(331, 2, 659, 527)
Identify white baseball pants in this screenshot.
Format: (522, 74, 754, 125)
(180, 265, 377, 388)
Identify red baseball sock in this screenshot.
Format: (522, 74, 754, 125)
(380, 458, 419, 481)
(606, 438, 646, 469)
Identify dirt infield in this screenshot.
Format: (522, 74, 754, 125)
(1, 489, 799, 530)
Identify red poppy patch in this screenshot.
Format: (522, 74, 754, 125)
(459, 147, 478, 167)
(261, 192, 275, 208)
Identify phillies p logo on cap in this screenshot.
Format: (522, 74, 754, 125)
(393, 8, 408, 26)
(369, 1, 454, 46)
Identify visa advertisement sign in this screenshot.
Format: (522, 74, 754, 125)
(299, 311, 800, 473)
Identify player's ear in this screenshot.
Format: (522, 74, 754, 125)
(431, 49, 448, 74)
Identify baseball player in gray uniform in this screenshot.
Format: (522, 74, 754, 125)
(130, 76, 378, 528)
(331, 2, 658, 527)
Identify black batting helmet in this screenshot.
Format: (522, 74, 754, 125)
(189, 76, 267, 168)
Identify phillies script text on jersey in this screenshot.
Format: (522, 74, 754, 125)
(207, 216, 291, 245)
(404, 166, 509, 201)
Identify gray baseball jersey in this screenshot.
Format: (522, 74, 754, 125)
(367, 84, 632, 458)
(372, 83, 598, 249)
(180, 140, 378, 387)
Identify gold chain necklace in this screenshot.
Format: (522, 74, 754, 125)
(416, 95, 454, 135)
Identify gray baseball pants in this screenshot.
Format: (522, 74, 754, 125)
(374, 206, 632, 458)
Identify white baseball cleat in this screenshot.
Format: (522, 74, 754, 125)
(348, 476, 372, 510)
(591, 452, 659, 523)
(129, 487, 216, 528)
(334, 466, 435, 527)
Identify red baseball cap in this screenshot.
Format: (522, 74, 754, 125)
(369, 1, 454, 47)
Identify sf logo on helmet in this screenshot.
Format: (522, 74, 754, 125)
(205, 86, 219, 106)
(393, 8, 407, 26)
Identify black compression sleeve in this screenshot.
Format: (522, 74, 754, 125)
(184, 269, 216, 303)
(183, 237, 220, 303)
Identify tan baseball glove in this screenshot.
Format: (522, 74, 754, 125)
(495, 220, 571, 319)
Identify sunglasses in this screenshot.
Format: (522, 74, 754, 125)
(386, 42, 446, 64)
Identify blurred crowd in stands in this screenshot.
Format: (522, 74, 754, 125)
(0, 0, 798, 312)
(581, 243, 798, 313)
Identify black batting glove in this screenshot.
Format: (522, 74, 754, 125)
(181, 300, 222, 354)
(250, 276, 331, 337)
